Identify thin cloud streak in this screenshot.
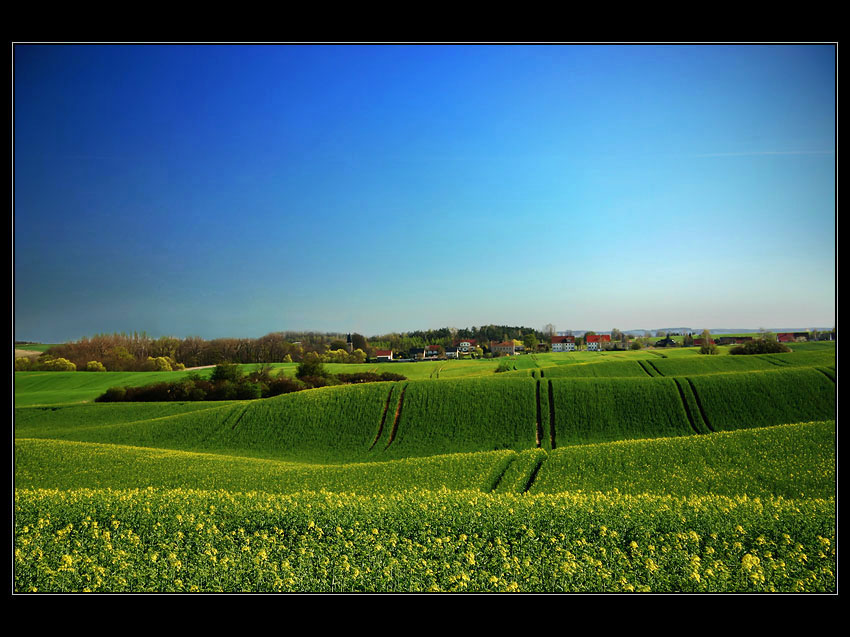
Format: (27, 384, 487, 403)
(690, 150, 834, 158)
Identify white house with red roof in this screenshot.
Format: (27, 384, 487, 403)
(551, 335, 576, 352)
(585, 334, 611, 351)
(455, 338, 478, 354)
(375, 349, 393, 361)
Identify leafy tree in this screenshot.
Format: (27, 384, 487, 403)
(296, 352, 328, 381)
(210, 362, 244, 383)
(699, 330, 717, 355)
(523, 333, 539, 352)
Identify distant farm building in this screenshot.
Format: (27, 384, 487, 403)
(585, 334, 611, 351)
(374, 349, 393, 361)
(655, 335, 678, 348)
(454, 339, 478, 354)
(551, 335, 576, 352)
(445, 346, 459, 359)
(777, 332, 809, 343)
(491, 341, 517, 356)
(715, 336, 754, 346)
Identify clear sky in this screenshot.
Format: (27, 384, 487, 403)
(14, 43, 836, 342)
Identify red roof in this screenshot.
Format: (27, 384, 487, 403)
(426, 345, 441, 351)
(777, 333, 795, 343)
(375, 349, 393, 357)
(585, 334, 611, 343)
(551, 335, 575, 343)
(454, 338, 477, 346)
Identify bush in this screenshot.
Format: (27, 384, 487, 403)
(144, 356, 173, 372)
(15, 357, 32, 371)
(630, 341, 642, 350)
(495, 359, 513, 373)
(730, 340, 791, 355)
(40, 357, 77, 371)
(86, 361, 107, 372)
(265, 376, 306, 397)
(296, 353, 329, 381)
(96, 386, 126, 402)
(210, 363, 244, 384)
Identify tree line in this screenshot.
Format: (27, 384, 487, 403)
(34, 326, 548, 371)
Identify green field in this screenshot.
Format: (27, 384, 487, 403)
(13, 342, 836, 592)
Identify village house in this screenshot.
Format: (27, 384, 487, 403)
(454, 338, 478, 354)
(374, 349, 393, 362)
(715, 336, 754, 346)
(655, 335, 678, 348)
(777, 332, 809, 343)
(551, 335, 576, 352)
(408, 345, 443, 360)
(490, 341, 516, 356)
(585, 334, 611, 351)
(445, 346, 459, 359)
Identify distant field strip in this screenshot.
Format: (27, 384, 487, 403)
(530, 421, 835, 499)
(14, 438, 515, 495)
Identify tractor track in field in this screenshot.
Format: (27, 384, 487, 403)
(547, 380, 557, 449)
(814, 367, 836, 383)
(637, 360, 655, 377)
(685, 377, 715, 433)
(369, 385, 396, 450)
(488, 453, 517, 492)
(384, 384, 407, 450)
(645, 360, 664, 376)
(673, 378, 703, 435)
(534, 380, 543, 448)
(228, 403, 250, 431)
(522, 455, 546, 493)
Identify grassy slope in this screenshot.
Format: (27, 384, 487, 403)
(15, 421, 834, 500)
(531, 420, 835, 499)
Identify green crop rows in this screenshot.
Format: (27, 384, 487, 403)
(13, 342, 836, 592)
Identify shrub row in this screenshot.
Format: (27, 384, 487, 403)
(95, 365, 407, 403)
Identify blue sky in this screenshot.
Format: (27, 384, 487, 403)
(14, 44, 836, 342)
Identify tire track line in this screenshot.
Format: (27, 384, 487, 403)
(686, 377, 715, 433)
(547, 380, 557, 449)
(673, 378, 702, 435)
(369, 384, 396, 450)
(534, 380, 543, 448)
(637, 360, 655, 378)
(384, 383, 408, 450)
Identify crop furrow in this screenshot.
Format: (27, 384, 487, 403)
(487, 453, 518, 492)
(522, 455, 546, 493)
(637, 360, 655, 377)
(646, 360, 664, 376)
(369, 385, 396, 450)
(547, 380, 556, 449)
(229, 403, 250, 431)
(814, 367, 836, 383)
(686, 377, 715, 433)
(535, 380, 543, 448)
(673, 378, 702, 435)
(384, 384, 407, 450)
